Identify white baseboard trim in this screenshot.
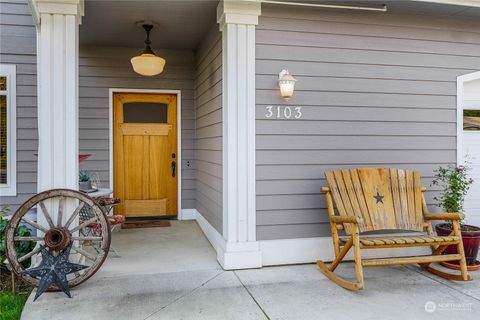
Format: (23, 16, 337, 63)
(194, 209, 262, 270)
(194, 209, 225, 255)
(180, 208, 197, 220)
(192, 208, 431, 268)
(260, 237, 431, 266)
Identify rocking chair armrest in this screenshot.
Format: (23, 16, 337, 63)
(424, 213, 464, 221)
(330, 216, 359, 224)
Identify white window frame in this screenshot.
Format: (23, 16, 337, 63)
(0, 64, 17, 196)
(456, 71, 480, 165)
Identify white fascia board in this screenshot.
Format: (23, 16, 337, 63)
(413, 0, 480, 8)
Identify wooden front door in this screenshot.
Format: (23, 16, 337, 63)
(113, 93, 178, 217)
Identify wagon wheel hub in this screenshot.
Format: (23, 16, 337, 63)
(44, 227, 72, 251)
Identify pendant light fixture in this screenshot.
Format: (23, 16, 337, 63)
(131, 23, 166, 76)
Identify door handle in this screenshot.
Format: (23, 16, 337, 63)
(171, 161, 176, 177)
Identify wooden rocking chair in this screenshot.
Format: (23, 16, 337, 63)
(317, 168, 472, 290)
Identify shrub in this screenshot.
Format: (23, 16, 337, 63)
(431, 164, 474, 223)
(0, 206, 36, 269)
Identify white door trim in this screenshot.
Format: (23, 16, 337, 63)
(456, 71, 480, 165)
(108, 88, 183, 218)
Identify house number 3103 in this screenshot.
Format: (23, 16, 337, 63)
(265, 106, 302, 119)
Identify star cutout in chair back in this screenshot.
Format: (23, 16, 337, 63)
(374, 192, 384, 204)
(22, 242, 88, 301)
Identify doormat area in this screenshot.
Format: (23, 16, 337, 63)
(122, 219, 171, 229)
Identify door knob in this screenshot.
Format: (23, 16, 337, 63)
(171, 161, 176, 177)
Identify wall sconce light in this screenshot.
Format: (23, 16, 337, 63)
(278, 69, 297, 99)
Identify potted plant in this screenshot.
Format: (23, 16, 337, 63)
(432, 164, 480, 270)
(79, 170, 92, 191)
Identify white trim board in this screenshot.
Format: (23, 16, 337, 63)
(260, 237, 430, 267)
(108, 88, 184, 218)
(0, 64, 17, 196)
(456, 71, 480, 165)
(195, 209, 262, 269)
(414, 0, 480, 8)
(195, 209, 226, 258)
(193, 209, 428, 269)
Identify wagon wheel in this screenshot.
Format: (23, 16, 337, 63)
(5, 189, 111, 290)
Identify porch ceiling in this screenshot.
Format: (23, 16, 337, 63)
(80, 0, 219, 50)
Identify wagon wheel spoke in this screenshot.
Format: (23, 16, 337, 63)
(38, 200, 55, 228)
(74, 253, 86, 278)
(71, 244, 97, 261)
(18, 246, 42, 263)
(70, 216, 99, 233)
(72, 236, 103, 241)
(57, 196, 65, 227)
(21, 218, 49, 233)
(14, 236, 44, 241)
(64, 202, 85, 229)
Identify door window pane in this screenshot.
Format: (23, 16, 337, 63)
(123, 102, 168, 123)
(464, 110, 480, 131)
(0, 95, 7, 184)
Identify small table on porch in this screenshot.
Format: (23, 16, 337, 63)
(80, 188, 123, 256)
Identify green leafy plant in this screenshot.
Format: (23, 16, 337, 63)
(431, 164, 474, 223)
(0, 206, 36, 269)
(79, 170, 90, 182)
(0, 206, 10, 267)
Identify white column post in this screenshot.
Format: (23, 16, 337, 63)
(217, 0, 262, 269)
(30, 0, 83, 226)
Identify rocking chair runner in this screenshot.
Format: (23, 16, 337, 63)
(317, 168, 472, 291)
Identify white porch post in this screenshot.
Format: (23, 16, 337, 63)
(217, 0, 262, 269)
(30, 0, 83, 226)
(30, 0, 83, 193)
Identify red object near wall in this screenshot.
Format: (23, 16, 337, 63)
(79, 154, 92, 162)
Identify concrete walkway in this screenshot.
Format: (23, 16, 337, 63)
(21, 221, 479, 320)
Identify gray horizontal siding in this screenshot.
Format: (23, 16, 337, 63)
(194, 26, 223, 234)
(256, 5, 480, 240)
(0, 0, 37, 210)
(79, 46, 196, 209)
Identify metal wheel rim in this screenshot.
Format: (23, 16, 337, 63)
(5, 189, 112, 290)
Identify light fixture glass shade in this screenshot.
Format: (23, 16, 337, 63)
(278, 69, 297, 99)
(131, 53, 166, 76)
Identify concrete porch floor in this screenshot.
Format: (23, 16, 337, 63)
(21, 221, 479, 320)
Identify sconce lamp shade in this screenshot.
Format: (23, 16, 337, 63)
(131, 54, 166, 76)
(278, 69, 297, 99)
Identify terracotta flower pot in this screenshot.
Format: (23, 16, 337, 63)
(435, 223, 480, 269)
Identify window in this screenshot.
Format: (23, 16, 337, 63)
(0, 65, 16, 196)
(123, 102, 168, 123)
(463, 110, 480, 131)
